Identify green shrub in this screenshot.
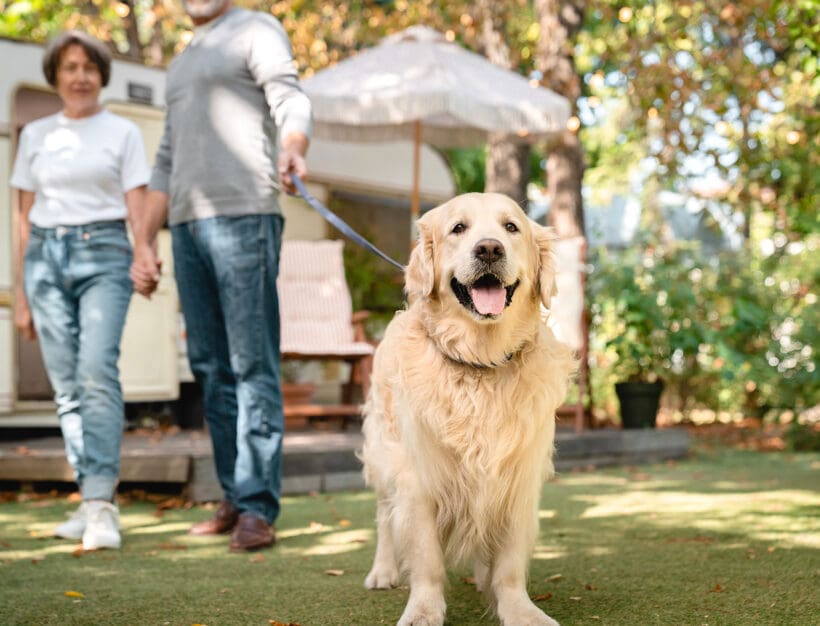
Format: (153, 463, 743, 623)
(587, 234, 819, 421)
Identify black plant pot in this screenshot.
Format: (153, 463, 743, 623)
(615, 381, 664, 429)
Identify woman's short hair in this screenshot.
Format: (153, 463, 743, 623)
(42, 30, 112, 88)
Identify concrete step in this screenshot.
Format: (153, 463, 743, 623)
(0, 427, 690, 501)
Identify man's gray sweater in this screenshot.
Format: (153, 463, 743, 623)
(149, 8, 312, 226)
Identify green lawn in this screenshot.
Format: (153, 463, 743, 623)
(1, 446, 817, 625)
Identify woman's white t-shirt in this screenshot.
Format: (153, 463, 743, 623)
(10, 110, 150, 227)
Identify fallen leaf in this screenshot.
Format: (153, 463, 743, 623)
(710, 583, 724, 593)
(338, 519, 352, 527)
(546, 574, 563, 582)
(0, 540, 11, 548)
(309, 521, 323, 531)
(31, 556, 44, 564)
(249, 554, 265, 563)
(64, 591, 85, 598)
(667, 536, 714, 544)
(269, 620, 301, 626)
(585, 584, 597, 591)
(324, 569, 344, 576)
(532, 593, 552, 601)
(157, 497, 188, 511)
(461, 576, 476, 585)
(159, 542, 188, 551)
(590, 617, 601, 620)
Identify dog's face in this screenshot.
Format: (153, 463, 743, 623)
(406, 192, 557, 323)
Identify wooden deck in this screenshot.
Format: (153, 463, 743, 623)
(0, 426, 690, 502)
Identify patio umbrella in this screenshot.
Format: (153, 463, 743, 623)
(302, 26, 571, 226)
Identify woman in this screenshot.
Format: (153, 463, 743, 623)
(11, 31, 149, 550)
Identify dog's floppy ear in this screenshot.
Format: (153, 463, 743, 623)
(533, 223, 558, 309)
(405, 218, 435, 301)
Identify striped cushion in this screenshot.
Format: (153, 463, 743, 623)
(277, 240, 374, 357)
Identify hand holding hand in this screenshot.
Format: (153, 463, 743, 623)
(130, 241, 162, 298)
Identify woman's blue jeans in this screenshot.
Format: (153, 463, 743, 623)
(171, 214, 285, 524)
(24, 221, 133, 501)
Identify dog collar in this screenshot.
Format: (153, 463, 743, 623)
(438, 342, 526, 370)
(447, 353, 513, 369)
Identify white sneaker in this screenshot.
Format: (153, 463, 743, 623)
(82, 501, 121, 550)
(54, 502, 89, 540)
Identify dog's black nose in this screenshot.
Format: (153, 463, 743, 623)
(473, 238, 505, 264)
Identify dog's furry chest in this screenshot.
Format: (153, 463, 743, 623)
(395, 354, 555, 478)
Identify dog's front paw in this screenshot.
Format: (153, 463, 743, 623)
(498, 598, 559, 626)
(364, 564, 400, 589)
(397, 591, 446, 626)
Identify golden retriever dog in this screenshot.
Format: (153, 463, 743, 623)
(360, 193, 575, 626)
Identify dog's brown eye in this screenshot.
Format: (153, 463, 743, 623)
(451, 223, 466, 234)
(505, 222, 519, 233)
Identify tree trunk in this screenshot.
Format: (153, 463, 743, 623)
(546, 131, 585, 236)
(476, 0, 530, 206)
(535, 0, 586, 237)
(146, 2, 166, 66)
(120, 0, 144, 61)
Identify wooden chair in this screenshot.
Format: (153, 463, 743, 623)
(548, 237, 591, 432)
(277, 240, 374, 428)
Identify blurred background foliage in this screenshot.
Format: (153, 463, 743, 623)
(1, 0, 816, 424)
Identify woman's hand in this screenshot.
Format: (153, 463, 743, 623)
(14, 293, 36, 340)
(130, 241, 162, 298)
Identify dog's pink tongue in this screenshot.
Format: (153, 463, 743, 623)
(470, 285, 506, 315)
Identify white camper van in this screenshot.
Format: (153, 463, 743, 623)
(0, 36, 456, 424)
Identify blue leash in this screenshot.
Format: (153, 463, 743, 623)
(291, 174, 406, 271)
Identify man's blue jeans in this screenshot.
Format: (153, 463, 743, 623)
(24, 221, 133, 501)
(171, 214, 285, 524)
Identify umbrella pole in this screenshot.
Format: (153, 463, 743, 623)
(410, 120, 421, 245)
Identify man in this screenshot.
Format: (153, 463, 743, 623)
(131, 0, 311, 552)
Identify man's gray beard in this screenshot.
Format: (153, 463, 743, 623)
(182, 0, 227, 19)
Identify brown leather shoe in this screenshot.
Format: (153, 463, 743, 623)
(228, 513, 276, 552)
(189, 501, 239, 536)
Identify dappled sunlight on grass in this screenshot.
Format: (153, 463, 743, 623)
(277, 521, 335, 539)
(531, 546, 567, 561)
(577, 488, 820, 520)
(0, 540, 81, 562)
(125, 521, 194, 535)
(554, 474, 630, 487)
(0, 450, 816, 625)
(299, 528, 373, 557)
